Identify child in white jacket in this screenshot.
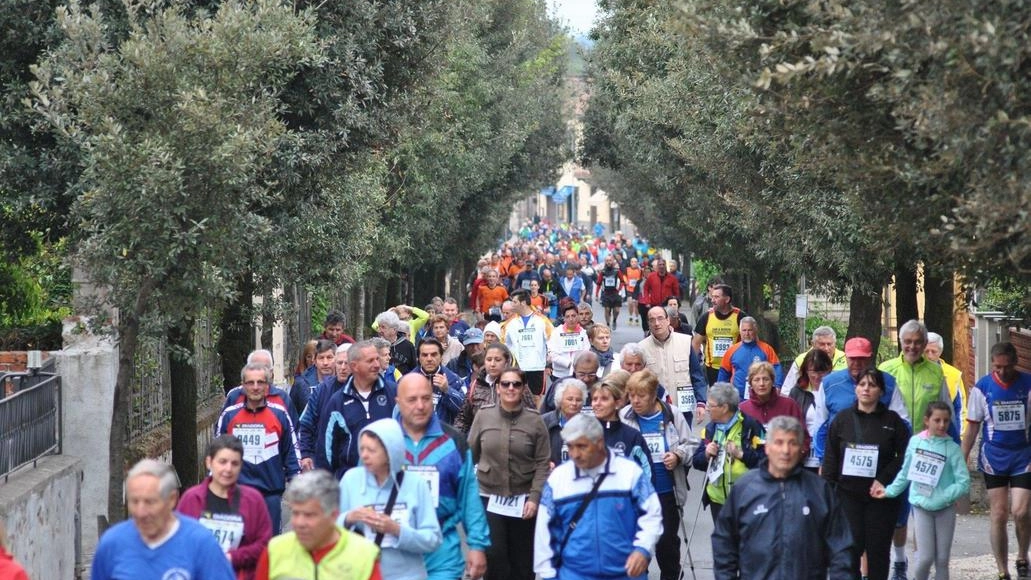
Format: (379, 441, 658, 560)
(872, 401, 970, 580)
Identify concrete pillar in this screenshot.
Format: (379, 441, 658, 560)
(54, 317, 118, 556)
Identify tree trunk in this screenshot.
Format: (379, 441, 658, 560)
(924, 266, 955, 361)
(386, 274, 402, 309)
(775, 276, 799, 359)
(893, 264, 919, 329)
(108, 316, 139, 525)
(355, 284, 367, 340)
(218, 273, 254, 392)
(848, 285, 884, 355)
(169, 320, 199, 487)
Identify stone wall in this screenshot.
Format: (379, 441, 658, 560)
(0, 455, 83, 579)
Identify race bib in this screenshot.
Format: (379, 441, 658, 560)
(406, 465, 440, 508)
(907, 448, 946, 491)
(198, 512, 244, 553)
(604, 276, 617, 288)
(677, 386, 696, 410)
(842, 444, 879, 478)
(992, 400, 1026, 431)
(713, 337, 733, 358)
(518, 329, 536, 346)
(486, 494, 527, 518)
(644, 432, 665, 463)
(522, 280, 532, 290)
(707, 447, 726, 484)
(233, 424, 267, 462)
(561, 332, 580, 348)
(360, 502, 409, 548)
(581, 405, 595, 417)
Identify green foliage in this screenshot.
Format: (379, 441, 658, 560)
(980, 278, 1031, 325)
(692, 259, 722, 288)
(29, 0, 326, 334)
(582, 0, 1030, 330)
(804, 309, 848, 351)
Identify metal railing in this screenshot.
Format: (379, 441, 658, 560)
(0, 372, 62, 482)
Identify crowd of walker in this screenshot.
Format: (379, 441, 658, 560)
(42, 221, 1026, 580)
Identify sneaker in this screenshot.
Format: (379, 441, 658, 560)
(891, 560, 907, 580)
(1000, 573, 1013, 580)
(1017, 559, 1029, 579)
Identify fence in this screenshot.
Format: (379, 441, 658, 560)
(127, 319, 224, 440)
(0, 372, 62, 482)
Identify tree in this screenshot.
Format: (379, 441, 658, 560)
(29, 0, 325, 521)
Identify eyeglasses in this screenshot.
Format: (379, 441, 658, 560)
(242, 380, 269, 386)
(499, 380, 524, 389)
(575, 371, 598, 380)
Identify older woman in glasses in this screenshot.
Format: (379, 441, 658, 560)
(468, 367, 551, 580)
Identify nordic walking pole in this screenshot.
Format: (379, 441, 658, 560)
(675, 466, 698, 580)
(685, 454, 715, 566)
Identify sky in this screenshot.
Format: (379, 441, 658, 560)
(549, 0, 599, 35)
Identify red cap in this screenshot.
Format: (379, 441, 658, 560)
(843, 337, 873, 358)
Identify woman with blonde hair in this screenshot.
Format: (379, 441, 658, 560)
(591, 370, 652, 478)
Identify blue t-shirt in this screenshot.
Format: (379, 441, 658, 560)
(91, 514, 234, 580)
(638, 411, 673, 494)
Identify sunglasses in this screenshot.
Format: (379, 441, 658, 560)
(499, 380, 524, 389)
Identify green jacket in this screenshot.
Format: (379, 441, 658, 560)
(267, 526, 379, 580)
(879, 355, 949, 434)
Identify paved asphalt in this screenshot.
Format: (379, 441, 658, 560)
(594, 300, 1004, 580)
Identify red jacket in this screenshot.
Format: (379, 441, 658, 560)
(640, 271, 680, 307)
(0, 547, 28, 580)
(178, 477, 273, 580)
(740, 393, 810, 452)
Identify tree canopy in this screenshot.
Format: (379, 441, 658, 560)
(582, 0, 1030, 324)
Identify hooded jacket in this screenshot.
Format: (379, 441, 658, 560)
(712, 460, 854, 579)
(339, 418, 443, 580)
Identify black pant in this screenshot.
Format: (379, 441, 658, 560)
(838, 488, 899, 580)
(482, 498, 536, 580)
(705, 366, 720, 388)
(709, 501, 723, 525)
(639, 304, 651, 332)
(523, 370, 545, 396)
(656, 492, 682, 580)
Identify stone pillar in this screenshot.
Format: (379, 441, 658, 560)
(54, 317, 118, 556)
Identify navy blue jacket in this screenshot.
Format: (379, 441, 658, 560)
(297, 375, 346, 470)
(407, 366, 466, 425)
(323, 376, 398, 478)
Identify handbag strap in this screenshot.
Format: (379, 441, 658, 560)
(554, 471, 608, 568)
(374, 471, 404, 546)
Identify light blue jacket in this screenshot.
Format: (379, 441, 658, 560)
(884, 430, 970, 511)
(339, 419, 443, 580)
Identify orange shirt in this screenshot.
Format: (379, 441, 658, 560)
(477, 284, 509, 314)
(625, 267, 643, 291)
(530, 293, 548, 312)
